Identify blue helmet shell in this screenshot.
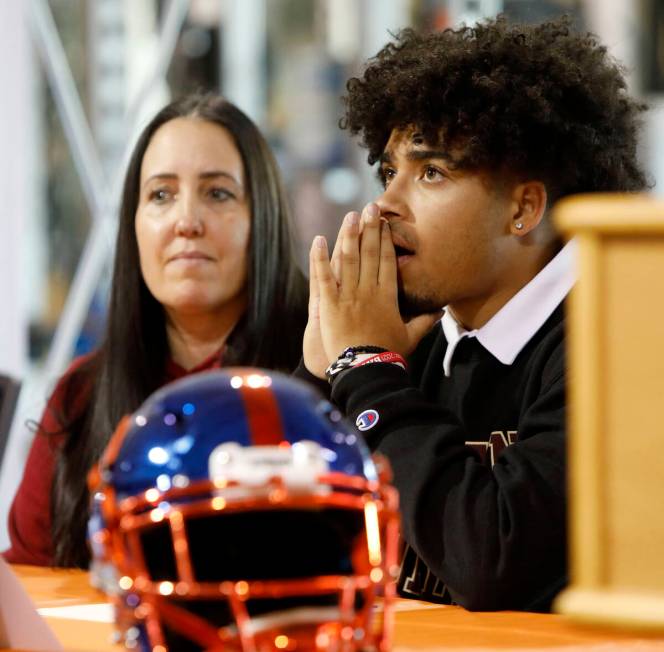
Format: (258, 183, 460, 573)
(108, 369, 377, 499)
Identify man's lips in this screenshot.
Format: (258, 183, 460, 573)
(396, 252, 414, 269)
(394, 244, 414, 257)
(390, 233, 416, 265)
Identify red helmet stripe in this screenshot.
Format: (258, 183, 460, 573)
(238, 384, 285, 446)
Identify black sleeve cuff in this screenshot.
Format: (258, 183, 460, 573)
(292, 357, 331, 398)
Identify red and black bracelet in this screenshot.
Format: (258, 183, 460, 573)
(324, 346, 407, 383)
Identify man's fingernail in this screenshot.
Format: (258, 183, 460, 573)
(315, 236, 326, 248)
(367, 203, 380, 218)
(347, 212, 360, 225)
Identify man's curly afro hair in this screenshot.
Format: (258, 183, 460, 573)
(342, 15, 648, 199)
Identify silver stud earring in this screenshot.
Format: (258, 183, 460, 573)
(515, 222, 524, 231)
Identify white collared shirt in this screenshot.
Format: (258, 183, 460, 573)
(440, 240, 576, 377)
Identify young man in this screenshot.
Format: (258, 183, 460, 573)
(299, 16, 647, 611)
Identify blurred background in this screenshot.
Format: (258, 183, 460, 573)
(0, 0, 661, 548)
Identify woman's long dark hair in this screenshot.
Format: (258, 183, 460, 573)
(51, 94, 307, 567)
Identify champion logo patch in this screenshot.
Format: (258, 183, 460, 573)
(356, 409, 379, 431)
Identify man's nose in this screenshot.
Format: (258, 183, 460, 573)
(375, 181, 406, 221)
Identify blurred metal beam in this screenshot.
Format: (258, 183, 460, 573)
(356, 0, 411, 205)
(29, 0, 112, 383)
(0, 2, 32, 380)
(113, 0, 190, 199)
(29, 0, 107, 218)
(363, 0, 410, 58)
(125, 0, 189, 117)
(0, 0, 35, 552)
(43, 218, 116, 378)
(222, 0, 267, 126)
(448, 0, 504, 26)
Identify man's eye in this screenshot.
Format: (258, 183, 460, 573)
(424, 165, 444, 181)
(379, 167, 396, 187)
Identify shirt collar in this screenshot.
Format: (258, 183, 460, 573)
(441, 239, 576, 376)
(165, 347, 224, 381)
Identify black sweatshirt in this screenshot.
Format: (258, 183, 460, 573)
(295, 302, 567, 612)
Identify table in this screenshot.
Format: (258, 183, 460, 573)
(5, 565, 664, 651)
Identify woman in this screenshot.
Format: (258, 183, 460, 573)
(4, 94, 307, 568)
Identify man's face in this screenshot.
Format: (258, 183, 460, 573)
(376, 129, 517, 324)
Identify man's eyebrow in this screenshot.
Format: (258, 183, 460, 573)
(406, 149, 452, 162)
(378, 149, 453, 166)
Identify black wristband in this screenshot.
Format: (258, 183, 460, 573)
(325, 346, 388, 383)
(340, 346, 387, 356)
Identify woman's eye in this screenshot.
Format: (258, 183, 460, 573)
(149, 188, 171, 203)
(209, 187, 233, 201)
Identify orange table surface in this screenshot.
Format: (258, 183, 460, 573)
(5, 565, 664, 651)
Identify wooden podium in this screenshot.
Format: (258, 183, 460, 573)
(553, 194, 664, 630)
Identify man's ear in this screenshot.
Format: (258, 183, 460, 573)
(509, 181, 547, 236)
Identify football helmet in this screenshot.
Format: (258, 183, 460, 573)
(88, 368, 399, 652)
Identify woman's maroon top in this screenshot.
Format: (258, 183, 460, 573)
(3, 351, 222, 566)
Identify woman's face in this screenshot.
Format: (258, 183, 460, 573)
(135, 117, 251, 322)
